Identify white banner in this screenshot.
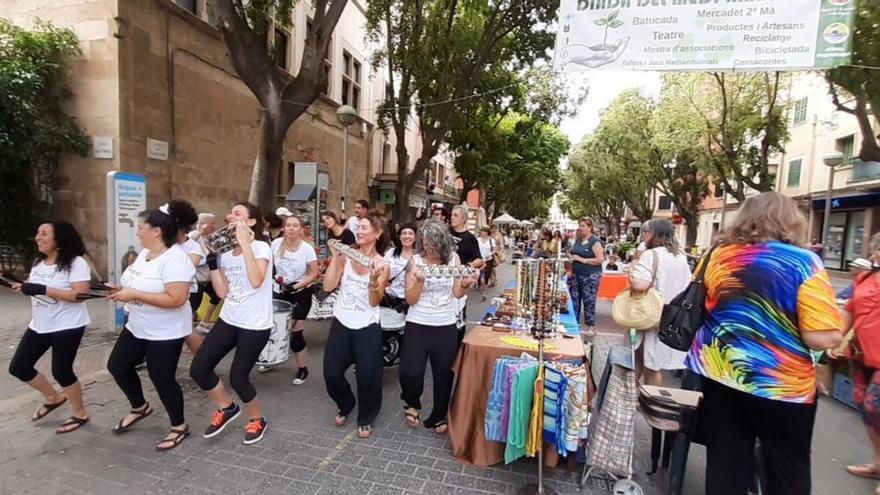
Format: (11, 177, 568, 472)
(554, 0, 856, 72)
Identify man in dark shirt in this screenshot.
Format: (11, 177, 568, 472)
(449, 205, 484, 341)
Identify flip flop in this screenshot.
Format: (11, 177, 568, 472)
(156, 426, 190, 452)
(847, 464, 880, 479)
(334, 411, 347, 427)
(112, 404, 153, 434)
(56, 416, 89, 434)
(404, 408, 420, 428)
(432, 420, 448, 435)
(31, 397, 68, 422)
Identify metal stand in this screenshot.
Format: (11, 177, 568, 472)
(516, 334, 557, 495)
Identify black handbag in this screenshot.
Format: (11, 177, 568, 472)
(658, 247, 715, 352)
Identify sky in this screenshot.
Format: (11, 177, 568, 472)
(560, 71, 663, 146)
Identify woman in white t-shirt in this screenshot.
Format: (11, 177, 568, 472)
(400, 220, 473, 434)
(379, 223, 416, 341)
(7, 221, 92, 434)
(106, 209, 196, 451)
(163, 200, 204, 354)
(476, 227, 496, 301)
(268, 216, 319, 383)
(322, 213, 391, 439)
(189, 202, 273, 445)
(627, 219, 692, 386)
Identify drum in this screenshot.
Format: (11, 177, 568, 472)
(257, 300, 294, 366)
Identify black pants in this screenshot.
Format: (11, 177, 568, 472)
(189, 319, 269, 403)
(9, 327, 85, 387)
(323, 319, 383, 426)
(107, 329, 185, 426)
(700, 376, 816, 495)
(399, 322, 458, 426)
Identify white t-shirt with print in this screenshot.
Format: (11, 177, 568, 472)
(27, 257, 92, 334)
(179, 238, 205, 293)
(218, 240, 273, 330)
(271, 238, 317, 285)
(121, 246, 195, 341)
(383, 248, 409, 299)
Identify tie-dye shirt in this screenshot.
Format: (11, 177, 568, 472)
(685, 241, 842, 404)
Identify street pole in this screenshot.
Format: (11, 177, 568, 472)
(719, 190, 728, 231)
(821, 164, 835, 249)
(820, 151, 845, 261)
(342, 129, 348, 215)
(335, 105, 358, 216)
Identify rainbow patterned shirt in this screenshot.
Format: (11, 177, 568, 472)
(685, 241, 842, 404)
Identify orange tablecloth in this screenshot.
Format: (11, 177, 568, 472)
(448, 326, 588, 466)
(597, 273, 628, 300)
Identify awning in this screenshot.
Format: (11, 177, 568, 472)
(285, 184, 316, 202)
(493, 213, 519, 224)
(811, 192, 880, 211)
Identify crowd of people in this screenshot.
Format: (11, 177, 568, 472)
(4, 198, 498, 450)
(8, 191, 880, 495)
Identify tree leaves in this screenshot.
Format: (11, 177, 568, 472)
(0, 19, 86, 252)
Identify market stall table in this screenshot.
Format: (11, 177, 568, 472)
(449, 325, 589, 466)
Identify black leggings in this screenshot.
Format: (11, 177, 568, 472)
(189, 319, 269, 403)
(9, 327, 85, 387)
(323, 319, 383, 426)
(700, 376, 817, 495)
(107, 329, 186, 426)
(399, 322, 458, 425)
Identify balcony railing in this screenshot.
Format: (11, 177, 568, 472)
(851, 158, 880, 182)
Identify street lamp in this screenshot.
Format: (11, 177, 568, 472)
(336, 105, 358, 215)
(821, 151, 845, 258)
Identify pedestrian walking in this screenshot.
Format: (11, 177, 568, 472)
(321, 213, 390, 439)
(6, 221, 92, 434)
(400, 220, 473, 434)
(569, 217, 604, 338)
(626, 219, 692, 385)
(477, 227, 496, 302)
(106, 207, 195, 450)
(268, 215, 320, 383)
(686, 192, 843, 495)
(189, 202, 273, 445)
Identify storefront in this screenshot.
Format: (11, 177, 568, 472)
(812, 192, 880, 271)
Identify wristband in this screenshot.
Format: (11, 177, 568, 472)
(21, 283, 47, 296)
(207, 253, 219, 271)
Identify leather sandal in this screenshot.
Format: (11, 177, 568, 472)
(31, 397, 67, 422)
(404, 407, 420, 428)
(55, 416, 89, 434)
(357, 425, 372, 439)
(333, 411, 347, 427)
(112, 403, 152, 434)
(156, 426, 190, 452)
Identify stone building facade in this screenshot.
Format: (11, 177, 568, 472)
(7, 0, 467, 274)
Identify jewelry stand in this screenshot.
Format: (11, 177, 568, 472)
(517, 258, 560, 495)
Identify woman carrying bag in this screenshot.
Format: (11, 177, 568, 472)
(626, 219, 692, 385)
(830, 232, 880, 494)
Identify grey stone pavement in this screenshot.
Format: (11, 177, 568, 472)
(0, 264, 873, 495)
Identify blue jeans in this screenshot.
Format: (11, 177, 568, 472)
(570, 272, 601, 326)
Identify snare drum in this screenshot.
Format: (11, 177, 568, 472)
(257, 300, 294, 366)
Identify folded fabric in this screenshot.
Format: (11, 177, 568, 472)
(505, 363, 539, 464)
(561, 366, 589, 453)
(485, 356, 520, 443)
(525, 368, 545, 457)
(542, 365, 568, 454)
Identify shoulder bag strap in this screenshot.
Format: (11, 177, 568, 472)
(649, 248, 659, 289)
(694, 246, 716, 284)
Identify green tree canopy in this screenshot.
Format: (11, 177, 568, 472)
(0, 19, 87, 253)
(826, 1, 880, 162)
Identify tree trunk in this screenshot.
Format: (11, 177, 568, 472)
(248, 111, 288, 213)
(855, 98, 880, 162)
(684, 214, 699, 247)
(394, 142, 439, 222)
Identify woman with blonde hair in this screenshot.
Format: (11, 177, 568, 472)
(686, 191, 843, 495)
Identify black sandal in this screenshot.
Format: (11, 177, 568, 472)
(156, 426, 190, 452)
(31, 397, 68, 422)
(432, 421, 448, 434)
(55, 416, 89, 434)
(112, 403, 152, 434)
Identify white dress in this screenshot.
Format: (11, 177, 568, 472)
(630, 247, 692, 370)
